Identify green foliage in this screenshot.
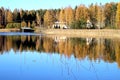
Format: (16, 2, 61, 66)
(6, 23, 21, 28)
(104, 26, 117, 29)
(104, 3, 117, 27)
(70, 19, 86, 29)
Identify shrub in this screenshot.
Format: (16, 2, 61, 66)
(6, 23, 21, 28)
(21, 21, 27, 27)
(31, 21, 36, 28)
(70, 19, 86, 29)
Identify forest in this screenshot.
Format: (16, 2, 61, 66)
(0, 2, 120, 29)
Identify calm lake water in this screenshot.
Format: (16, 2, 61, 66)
(0, 32, 120, 80)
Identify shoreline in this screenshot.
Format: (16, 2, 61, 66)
(0, 28, 120, 38)
(0, 28, 20, 32)
(40, 29, 120, 38)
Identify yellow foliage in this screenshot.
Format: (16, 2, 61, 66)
(116, 2, 120, 28)
(64, 7, 74, 25)
(75, 5, 88, 21)
(7, 11, 13, 22)
(44, 10, 55, 28)
(59, 9, 65, 22)
(21, 21, 27, 27)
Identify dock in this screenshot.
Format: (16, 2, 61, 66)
(21, 27, 34, 32)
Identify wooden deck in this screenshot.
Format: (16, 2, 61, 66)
(21, 27, 34, 32)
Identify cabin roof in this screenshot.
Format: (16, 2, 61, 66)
(55, 22, 66, 24)
(21, 27, 32, 29)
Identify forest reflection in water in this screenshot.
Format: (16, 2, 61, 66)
(0, 35, 120, 80)
(0, 35, 120, 67)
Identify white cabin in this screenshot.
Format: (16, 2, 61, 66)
(52, 22, 68, 29)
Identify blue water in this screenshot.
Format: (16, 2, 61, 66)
(0, 49, 120, 80)
(0, 32, 43, 36)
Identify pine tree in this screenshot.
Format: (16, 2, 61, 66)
(0, 9, 2, 27)
(104, 3, 117, 28)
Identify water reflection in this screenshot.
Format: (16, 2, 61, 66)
(0, 36, 120, 67)
(0, 35, 120, 80)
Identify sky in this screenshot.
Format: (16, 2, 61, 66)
(0, 0, 120, 11)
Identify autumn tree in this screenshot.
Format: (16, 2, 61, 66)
(110, 3, 117, 27)
(28, 21, 31, 27)
(104, 3, 117, 28)
(27, 10, 36, 23)
(88, 4, 98, 28)
(36, 12, 41, 26)
(75, 5, 88, 21)
(96, 4, 105, 29)
(13, 8, 21, 22)
(116, 2, 120, 28)
(55, 9, 60, 21)
(6, 10, 13, 23)
(44, 10, 56, 28)
(59, 9, 65, 22)
(36, 9, 46, 26)
(0, 7, 6, 27)
(64, 6, 74, 26)
(71, 5, 88, 29)
(20, 9, 24, 20)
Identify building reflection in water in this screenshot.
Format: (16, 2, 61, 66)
(0, 35, 120, 68)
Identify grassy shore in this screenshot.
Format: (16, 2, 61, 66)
(0, 28, 20, 32)
(0, 28, 120, 38)
(39, 29, 120, 38)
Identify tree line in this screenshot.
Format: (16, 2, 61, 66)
(0, 2, 120, 29)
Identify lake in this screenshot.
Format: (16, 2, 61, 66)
(0, 32, 120, 80)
